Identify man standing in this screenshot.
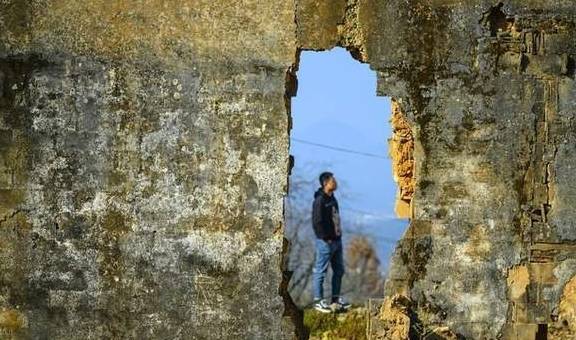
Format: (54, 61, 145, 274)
(311, 172, 351, 313)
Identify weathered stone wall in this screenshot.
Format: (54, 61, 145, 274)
(0, 1, 297, 339)
(1, 1, 576, 339)
(365, 2, 576, 339)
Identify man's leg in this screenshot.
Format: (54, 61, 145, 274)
(330, 238, 345, 303)
(312, 238, 331, 301)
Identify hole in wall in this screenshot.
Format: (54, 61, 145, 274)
(536, 324, 548, 340)
(283, 47, 411, 337)
(480, 2, 515, 37)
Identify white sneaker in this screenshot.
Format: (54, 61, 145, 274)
(313, 299, 332, 313)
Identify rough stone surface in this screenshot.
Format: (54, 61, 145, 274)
(549, 274, 576, 339)
(298, 1, 576, 339)
(376, 294, 411, 340)
(1, 0, 576, 339)
(1, 1, 296, 339)
(389, 99, 415, 219)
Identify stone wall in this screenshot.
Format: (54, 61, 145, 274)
(389, 99, 415, 219)
(363, 1, 576, 339)
(0, 1, 297, 339)
(1, 1, 576, 339)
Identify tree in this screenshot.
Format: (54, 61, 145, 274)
(284, 172, 316, 306)
(343, 235, 384, 303)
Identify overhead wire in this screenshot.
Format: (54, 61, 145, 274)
(290, 137, 389, 160)
(289, 137, 399, 225)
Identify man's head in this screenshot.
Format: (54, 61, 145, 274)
(319, 171, 337, 193)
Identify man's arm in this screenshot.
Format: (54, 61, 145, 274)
(312, 196, 327, 240)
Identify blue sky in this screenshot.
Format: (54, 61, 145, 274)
(289, 47, 408, 271)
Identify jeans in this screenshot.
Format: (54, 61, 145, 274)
(312, 238, 344, 301)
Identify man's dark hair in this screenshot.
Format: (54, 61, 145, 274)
(319, 171, 333, 187)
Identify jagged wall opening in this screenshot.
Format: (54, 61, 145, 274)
(286, 1, 418, 339)
(285, 0, 418, 335)
(282, 46, 414, 339)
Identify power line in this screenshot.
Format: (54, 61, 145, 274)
(291, 137, 389, 160)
